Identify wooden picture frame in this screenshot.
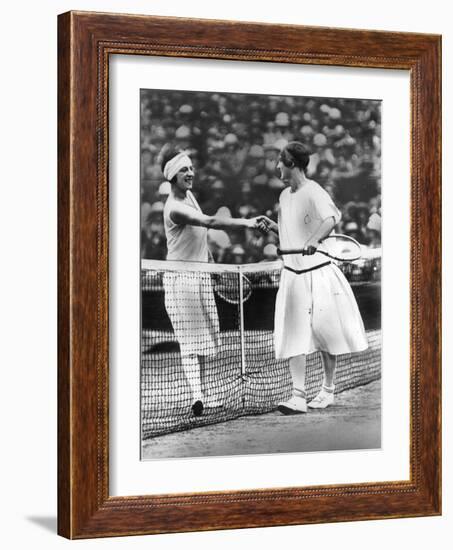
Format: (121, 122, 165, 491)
(58, 10, 441, 539)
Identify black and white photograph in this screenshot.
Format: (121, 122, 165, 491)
(140, 88, 382, 459)
(2, 0, 446, 546)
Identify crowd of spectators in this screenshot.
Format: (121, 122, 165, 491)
(140, 90, 382, 265)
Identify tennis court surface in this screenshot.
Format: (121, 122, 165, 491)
(142, 379, 380, 458)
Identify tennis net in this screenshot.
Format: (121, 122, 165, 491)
(141, 258, 381, 438)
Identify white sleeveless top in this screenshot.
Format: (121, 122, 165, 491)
(163, 190, 209, 262)
(278, 180, 341, 271)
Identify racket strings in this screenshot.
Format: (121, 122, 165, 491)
(213, 272, 252, 304)
(278, 234, 362, 262)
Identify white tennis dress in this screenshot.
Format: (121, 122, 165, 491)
(274, 180, 368, 359)
(163, 191, 220, 357)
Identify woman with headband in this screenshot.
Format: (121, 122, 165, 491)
(161, 148, 267, 417)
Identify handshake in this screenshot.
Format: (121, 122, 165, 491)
(248, 215, 274, 234)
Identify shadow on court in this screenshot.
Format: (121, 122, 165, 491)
(142, 379, 381, 459)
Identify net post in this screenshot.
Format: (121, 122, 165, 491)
(238, 265, 246, 378)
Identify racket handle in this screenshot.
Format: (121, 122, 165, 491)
(277, 248, 307, 256)
(277, 248, 329, 258)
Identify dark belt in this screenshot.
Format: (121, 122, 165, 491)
(284, 261, 331, 275)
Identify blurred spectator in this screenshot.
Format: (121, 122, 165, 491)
(208, 229, 231, 263)
(157, 180, 171, 201)
(225, 245, 247, 265)
(343, 222, 364, 244)
(367, 211, 381, 233)
(367, 211, 382, 248)
(262, 243, 278, 261)
(201, 179, 229, 215)
(263, 143, 280, 176)
(141, 201, 166, 259)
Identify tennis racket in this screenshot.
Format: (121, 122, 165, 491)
(212, 272, 252, 304)
(277, 234, 362, 262)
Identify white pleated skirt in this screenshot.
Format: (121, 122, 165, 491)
(274, 263, 368, 359)
(163, 272, 220, 357)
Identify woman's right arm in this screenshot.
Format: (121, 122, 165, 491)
(170, 203, 265, 231)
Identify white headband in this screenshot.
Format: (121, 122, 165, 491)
(163, 153, 192, 181)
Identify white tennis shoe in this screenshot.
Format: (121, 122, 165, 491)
(277, 395, 307, 415)
(308, 387, 335, 409)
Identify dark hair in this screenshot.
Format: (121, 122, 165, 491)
(281, 141, 311, 172)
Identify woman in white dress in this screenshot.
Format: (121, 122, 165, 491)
(160, 149, 266, 416)
(260, 142, 368, 414)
